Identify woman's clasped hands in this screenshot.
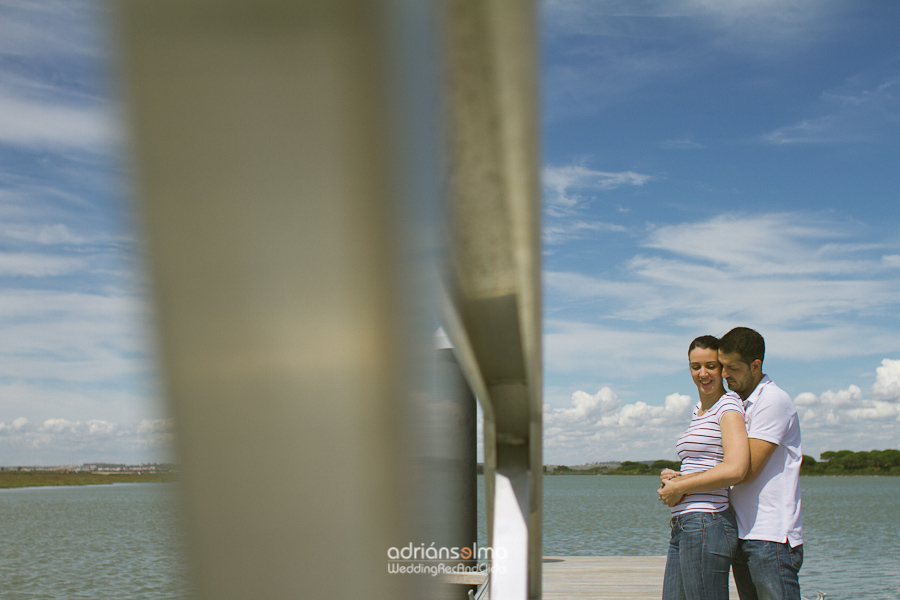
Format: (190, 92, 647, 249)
(658, 468, 685, 507)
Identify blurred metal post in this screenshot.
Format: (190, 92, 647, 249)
(115, 0, 541, 597)
(114, 1, 441, 599)
(440, 1, 543, 599)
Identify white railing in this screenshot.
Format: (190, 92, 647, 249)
(440, 3, 543, 597)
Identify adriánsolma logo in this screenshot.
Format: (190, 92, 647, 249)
(386, 543, 508, 576)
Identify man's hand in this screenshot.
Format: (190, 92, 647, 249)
(658, 478, 684, 507)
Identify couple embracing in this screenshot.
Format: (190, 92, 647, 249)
(658, 327, 803, 600)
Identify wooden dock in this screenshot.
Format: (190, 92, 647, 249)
(444, 556, 739, 598)
(543, 556, 738, 599)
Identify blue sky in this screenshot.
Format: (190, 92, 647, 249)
(1, 1, 898, 465)
(0, 0, 170, 465)
(540, 0, 900, 463)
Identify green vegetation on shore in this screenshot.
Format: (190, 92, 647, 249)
(547, 460, 681, 475)
(543, 449, 900, 476)
(0, 471, 176, 489)
(604, 460, 681, 475)
(800, 449, 900, 476)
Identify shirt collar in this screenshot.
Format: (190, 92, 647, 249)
(743, 374, 771, 407)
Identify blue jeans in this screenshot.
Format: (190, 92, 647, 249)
(732, 539, 803, 600)
(662, 508, 738, 600)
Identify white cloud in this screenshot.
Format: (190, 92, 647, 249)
(0, 1, 154, 466)
(542, 209, 900, 462)
(137, 418, 174, 435)
(793, 359, 900, 456)
(543, 386, 694, 463)
(605, 393, 693, 428)
(543, 165, 653, 212)
(541, 164, 652, 248)
(872, 359, 900, 402)
(658, 138, 706, 150)
(818, 385, 863, 409)
(0, 0, 105, 61)
(0, 252, 86, 276)
(552, 323, 892, 382)
(0, 1, 119, 152)
(0, 290, 154, 381)
(544, 320, 686, 379)
(762, 117, 852, 145)
(0, 91, 117, 151)
(543, 220, 629, 246)
(0, 416, 175, 466)
(545, 271, 654, 303)
(546, 212, 900, 354)
(545, 387, 621, 426)
(41, 418, 79, 434)
(88, 419, 117, 435)
(541, 0, 848, 120)
(641, 213, 877, 277)
(793, 392, 817, 407)
(543, 0, 845, 53)
(0, 224, 85, 245)
(844, 402, 900, 422)
(541, 358, 900, 464)
(761, 76, 900, 145)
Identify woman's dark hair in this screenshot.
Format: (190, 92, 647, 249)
(688, 335, 719, 356)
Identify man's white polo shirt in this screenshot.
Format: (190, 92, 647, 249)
(730, 375, 804, 547)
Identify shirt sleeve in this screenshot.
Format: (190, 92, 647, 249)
(716, 393, 745, 425)
(746, 389, 791, 444)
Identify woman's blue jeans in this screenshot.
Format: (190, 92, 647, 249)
(662, 507, 738, 600)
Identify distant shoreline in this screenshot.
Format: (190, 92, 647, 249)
(541, 472, 899, 477)
(0, 472, 176, 489)
(538, 449, 900, 477)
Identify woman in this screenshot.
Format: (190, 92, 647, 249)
(658, 335, 750, 600)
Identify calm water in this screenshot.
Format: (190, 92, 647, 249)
(0, 483, 190, 600)
(479, 475, 900, 600)
(2, 478, 896, 599)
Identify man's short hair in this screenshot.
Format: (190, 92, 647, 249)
(719, 327, 765, 366)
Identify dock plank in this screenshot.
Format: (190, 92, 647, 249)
(543, 556, 738, 599)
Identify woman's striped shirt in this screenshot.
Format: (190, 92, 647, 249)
(671, 391, 744, 515)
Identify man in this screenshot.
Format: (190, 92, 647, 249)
(718, 327, 803, 600)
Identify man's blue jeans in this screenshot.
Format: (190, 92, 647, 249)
(732, 539, 803, 600)
(662, 508, 738, 600)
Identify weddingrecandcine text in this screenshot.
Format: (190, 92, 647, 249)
(388, 562, 506, 576)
